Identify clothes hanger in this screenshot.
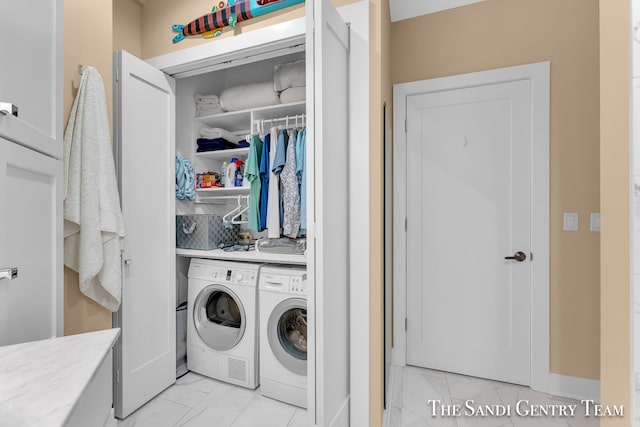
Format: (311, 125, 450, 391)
(223, 196, 244, 225)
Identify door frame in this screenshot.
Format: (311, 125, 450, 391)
(392, 62, 550, 392)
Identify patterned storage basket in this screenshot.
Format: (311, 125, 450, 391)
(176, 214, 239, 250)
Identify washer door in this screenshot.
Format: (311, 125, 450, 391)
(267, 298, 307, 376)
(193, 284, 245, 351)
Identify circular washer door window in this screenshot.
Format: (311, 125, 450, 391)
(193, 284, 245, 351)
(267, 298, 307, 376)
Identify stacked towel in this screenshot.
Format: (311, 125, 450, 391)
(196, 138, 239, 152)
(195, 93, 223, 117)
(199, 126, 243, 143)
(274, 60, 305, 92)
(219, 82, 281, 112)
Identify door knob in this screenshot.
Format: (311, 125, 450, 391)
(504, 252, 527, 262)
(0, 102, 18, 117)
(0, 267, 18, 280)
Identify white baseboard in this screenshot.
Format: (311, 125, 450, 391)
(545, 373, 600, 403)
(329, 396, 350, 427)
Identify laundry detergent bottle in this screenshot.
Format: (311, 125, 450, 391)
(225, 158, 237, 187)
(234, 159, 244, 187)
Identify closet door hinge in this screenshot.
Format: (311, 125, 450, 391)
(405, 318, 407, 331)
(405, 218, 407, 231)
(116, 369, 120, 383)
(115, 69, 119, 82)
(405, 119, 407, 133)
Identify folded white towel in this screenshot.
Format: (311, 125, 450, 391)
(280, 86, 306, 104)
(63, 66, 126, 313)
(195, 93, 220, 104)
(199, 126, 242, 143)
(196, 103, 224, 112)
(274, 60, 306, 92)
(196, 109, 224, 117)
(220, 82, 280, 112)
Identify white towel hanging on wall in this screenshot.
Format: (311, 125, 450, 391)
(63, 66, 126, 312)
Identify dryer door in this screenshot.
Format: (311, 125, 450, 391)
(267, 298, 307, 376)
(194, 284, 246, 351)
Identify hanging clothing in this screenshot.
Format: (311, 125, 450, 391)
(266, 127, 281, 238)
(259, 133, 271, 230)
(274, 130, 289, 228)
(282, 129, 301, 237)
(245, 134, 263, 231)
(296, 129, 307, 235)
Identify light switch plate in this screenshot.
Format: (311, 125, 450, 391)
(563, 212, 579, 232)
(590, 213, 600, 232)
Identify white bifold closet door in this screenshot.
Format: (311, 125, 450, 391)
(306, 0, 350, 425)
(113, 50, 176, 419)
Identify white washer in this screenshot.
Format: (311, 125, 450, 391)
(187, 259, 261, 389)
(259, 265, 308, 408)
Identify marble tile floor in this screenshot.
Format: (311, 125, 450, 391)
(117, 372, 307, 427)
(387, 365, 599, 427)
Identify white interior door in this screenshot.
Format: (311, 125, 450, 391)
(0, 137, 62, 346)
(306, 0, 351, 425)
(113, 51, 176, 418)
(406, 80, 532, 385)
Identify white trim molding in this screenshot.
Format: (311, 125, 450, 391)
(393, 62, 551, 392)
(547, 374, 600, 403)
(390, 0, 486, 22)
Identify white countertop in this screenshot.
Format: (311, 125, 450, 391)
(176, 248, 307, 265)
(0, 328, 120, 427)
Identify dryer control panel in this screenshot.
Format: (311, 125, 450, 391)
(208, 268, 257, 286)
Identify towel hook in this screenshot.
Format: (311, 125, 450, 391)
(77, 65, 84, 76)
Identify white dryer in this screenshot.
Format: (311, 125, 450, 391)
(258, 265, 308, 408)
(187, 259, 261, 389)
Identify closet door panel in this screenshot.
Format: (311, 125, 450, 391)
(113, 50, 176, 419)
(306, 0, 350, 425)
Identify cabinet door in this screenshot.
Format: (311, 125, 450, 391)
(0, 137, 63, 346)
(306, 0, 350, 425)
(0, 0, 63, 159)
(113, 51, 176, 419)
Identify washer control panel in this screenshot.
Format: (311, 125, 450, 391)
(289, 274, 307, 295)
(259, 270, 307, 295)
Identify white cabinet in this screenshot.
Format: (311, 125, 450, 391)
(114, 1, 369, 425)
(0, 0, 63, 347)
(0, 137, 63, 346)
(0, 0, 63, 159)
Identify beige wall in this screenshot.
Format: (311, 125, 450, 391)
(391, 0, 601, 380)
(140, 0, 356, 59)
(369, 0, 390, 426)
(63, 0, 114, 335)
(599, 0, 630, 424)
(114, 0, 142, 57)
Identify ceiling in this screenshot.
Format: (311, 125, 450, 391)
(389, 0, 486, 22)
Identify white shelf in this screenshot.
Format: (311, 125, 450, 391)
(196, 101, 306, 131)
(176, 247, 307, 265)
(195, 147, 250, 160)
(196, 186, 250, 194)
(197, 110, 250, 130)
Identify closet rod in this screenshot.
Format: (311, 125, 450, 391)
(256, 113, 306, 133)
